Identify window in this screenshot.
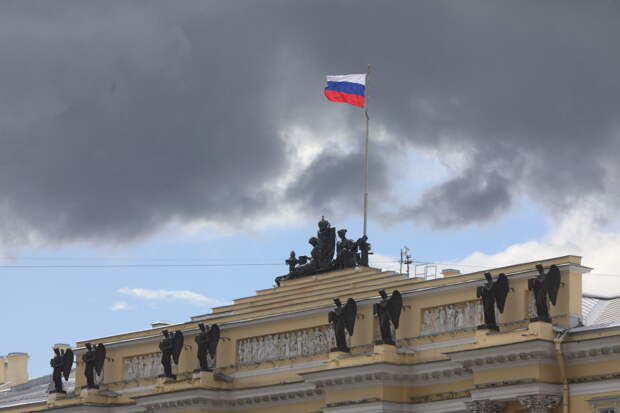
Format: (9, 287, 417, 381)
(597, 408, 616, 413)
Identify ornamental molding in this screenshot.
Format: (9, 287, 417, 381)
(131, 383, 322, 412)
(446, 339, 556, 372)
(470, 381, 561, 401)
(230, 359, 327, 378)
(323, 400, 407, 413)
(518, 394, 561, 412)
(401, 336, 476, 353)
(563, 335, 620, 366)
(571, 377, 620, 396)
(301, 360, 469, 390)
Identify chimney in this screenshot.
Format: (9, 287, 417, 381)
(0, 355, 6, 383)
(441, 268, 461, 277)
(6, 353, 29, 386)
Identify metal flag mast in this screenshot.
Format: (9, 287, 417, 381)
(363, 64, 371, 237)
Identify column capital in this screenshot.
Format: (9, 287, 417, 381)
(518, 394, 561, 413)
(465, 399, 505, 413)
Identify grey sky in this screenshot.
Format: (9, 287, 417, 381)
(0, 1, 619, 247)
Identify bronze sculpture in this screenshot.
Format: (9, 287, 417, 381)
(529, 264, 561, 323)
(276, 218, 372, 285)
(195, 323, 220, 371)
(476, 272, 509, 331)
(285, 251, 299, 273)
(82, 343, 106, 389)
(316, 217, 336, 270)
(328, 298, 357, 352)
(50, 347, 73, 394)
(335, 229, 357, 269)
(159, 330, 184, 379)
(373, 290, 402, 345)
(356, 235, 371, 266)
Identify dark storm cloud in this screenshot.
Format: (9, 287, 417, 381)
(0, 1, 619, 246)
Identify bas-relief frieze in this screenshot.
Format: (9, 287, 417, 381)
(237, 325, 349, 365)
(421, 301, 483, 335)
(124, 352, 176, 381)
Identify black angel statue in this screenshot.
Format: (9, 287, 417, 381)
(50, 347, 73, 394)
(373, 290, 402, 345)
(195, 323, 220, 371)
(476, 272, 509, 331)
(328, 298, 357, 352)
(82, 343, 106, 389)
(529, 264, 561, 322)
(159, 330, 184, 379)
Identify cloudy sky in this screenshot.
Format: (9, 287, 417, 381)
(1, 0, 620, 377)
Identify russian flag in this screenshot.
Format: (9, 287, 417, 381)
(324, 74, 366, 108)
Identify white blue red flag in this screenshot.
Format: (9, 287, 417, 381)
(324, 74, 366, 108)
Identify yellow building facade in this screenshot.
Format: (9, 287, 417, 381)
(2, 255, 620, 413)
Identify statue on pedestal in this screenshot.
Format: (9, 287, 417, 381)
(328, 298, 357, 352)
(196, 323, 220, 371)
(82, 343, 106, 389)
(529, 264, 561, 323)
(50, 348, 73, 394)
(476, 272, 509, 331)
(159, 330, 183, 379)
(373, 289, 402, 345)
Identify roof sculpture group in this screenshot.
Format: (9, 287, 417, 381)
(277, 217, 372, 286)
(48, 264, 563, 389)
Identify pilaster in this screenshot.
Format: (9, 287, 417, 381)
(517, 394, 561, 413)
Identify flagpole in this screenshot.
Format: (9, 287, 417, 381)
(363, 64, 371, 237)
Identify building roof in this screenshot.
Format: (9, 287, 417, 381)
(0, 371, 74, 411)
(582, 294, 620, 326)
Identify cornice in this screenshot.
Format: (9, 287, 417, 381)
(301, 360, 469, 390)
(563, 335, 620, 365)
(131, 383, 323, 412)
(470, 381, 561, 401)
(570, 375, 620, 395)
(445, 339, 556, 371)
(230, 359, 327, 378)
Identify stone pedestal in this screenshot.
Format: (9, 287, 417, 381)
(527, 321, 555, 340)
(79, 388, 113, 404)
(518, 394, 561, 413)
(47, 392, 67, 402)
(373, 344, 399, 363)
(329, 350, 349, 360)
(465, 399, 504, 412)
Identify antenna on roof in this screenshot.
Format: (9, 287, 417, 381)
(400, 246, 412, 276)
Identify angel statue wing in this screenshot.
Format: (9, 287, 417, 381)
(544, 264, 562, 306)
(493, 273, 510, 313)
(207, 324, 221, 359)
(172, 331, 184, 365)
(387, 290, 403, 329)
(343, 298, 357, 336)
(62, 349, 74, 381)
(94, 343, 106, 376)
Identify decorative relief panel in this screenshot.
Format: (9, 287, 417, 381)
(124, 352, 175, 381)
(237, 325, 346, 365)
(421, 301, 483, 335)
